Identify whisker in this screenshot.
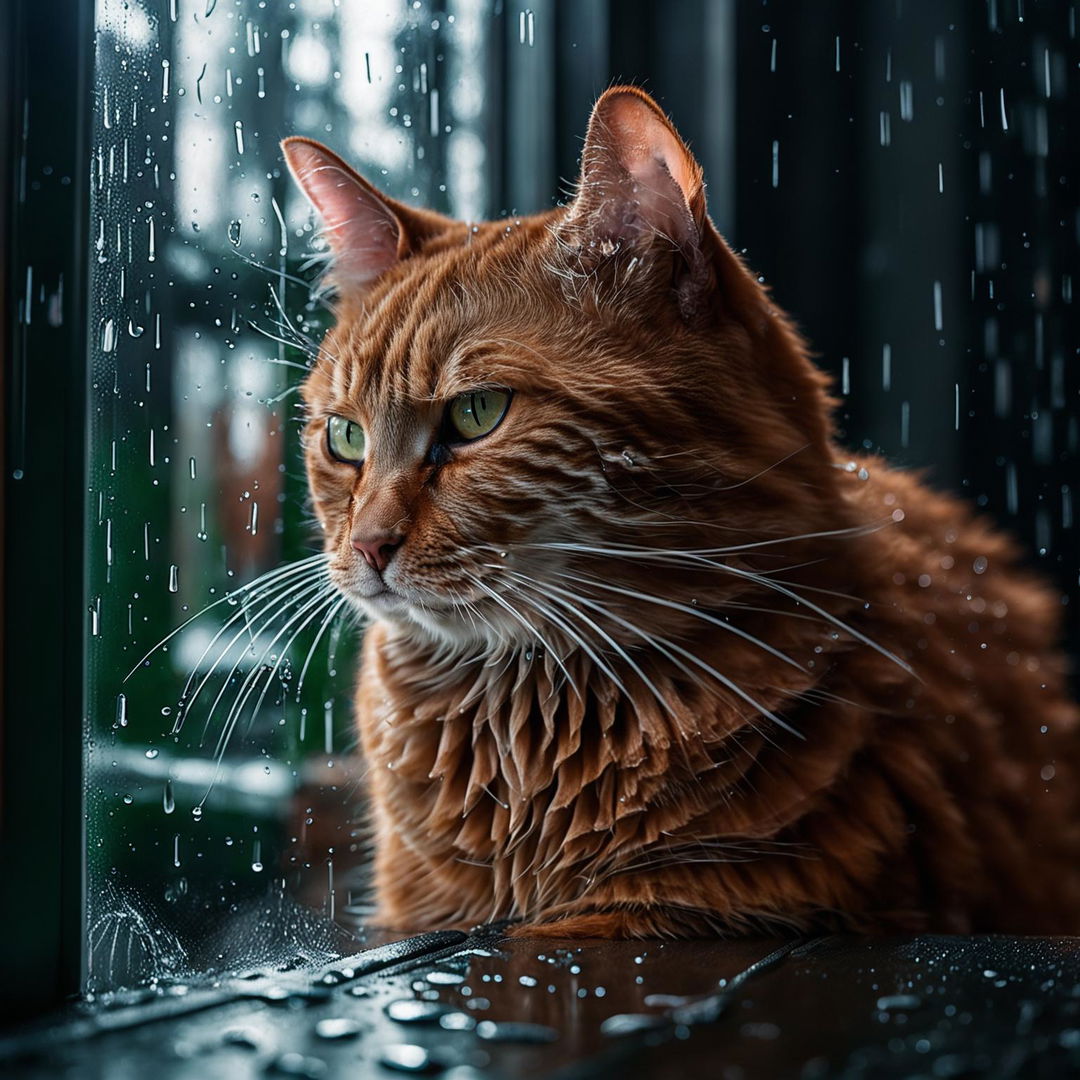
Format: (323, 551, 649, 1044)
(501, 570, 674, 715)
(185, 576, 330, 738)
(123, 553, 328, 681)
(206, 586, 340, 774)
(464, 571, 579, 698)
(556, 568, 806, 674)
(537, 574, 799, 743)
(295, 594, 353, 700)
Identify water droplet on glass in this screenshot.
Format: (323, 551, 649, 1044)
(115, 693, 128, 728)
(163, 780, 175, 814)
(168, 564, 179, 592)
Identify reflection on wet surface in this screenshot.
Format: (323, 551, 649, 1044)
(3, 930, 1080, 1078)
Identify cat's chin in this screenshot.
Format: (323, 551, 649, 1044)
(350, 591, 501, 654)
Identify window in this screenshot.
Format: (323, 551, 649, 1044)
(84, 0, 503, 991)
(3, 0, 1077, 1018)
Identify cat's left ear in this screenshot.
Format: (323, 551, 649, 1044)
(281, 137, 451, 296)
(561, 86, 713, 321)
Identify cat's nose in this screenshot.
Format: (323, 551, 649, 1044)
(351, 530, 404, 573)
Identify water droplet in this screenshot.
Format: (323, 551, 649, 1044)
(384, 999, 452, 1024)
(145, 748, 159, 759)
(122, 794, 133, 805)
(313, 1018, 363, 1040)
(439, 1011, 476, 1031)
(475, 1019, 558, 1043)
(115, 693, 128, 728)
(168, 564, 179, 592)
(876, 994, 923, 1012)
(378, 1045, 437, 1073)
(427, 970, 466, 985)
(191, 805, 203, 820)
(601, 1013, 673, 1037)
(265, 1052, 327, 1078)
(163, 781, 175, 814)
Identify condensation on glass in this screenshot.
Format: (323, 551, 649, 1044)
(86, 0, 494, 991)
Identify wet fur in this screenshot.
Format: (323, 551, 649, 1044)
(284, 87, 1080, 939)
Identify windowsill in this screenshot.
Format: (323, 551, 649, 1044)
(3, 930, 1079, 1077)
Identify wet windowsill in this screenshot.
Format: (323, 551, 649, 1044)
(3, 930, 1079, 1077)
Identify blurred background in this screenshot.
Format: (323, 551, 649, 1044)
(2, 0, 1077, 1003)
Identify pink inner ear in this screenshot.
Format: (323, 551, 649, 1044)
(282, 138, 402, 287)
(578, 91, 704, 252)
(604, 94, 700, 212)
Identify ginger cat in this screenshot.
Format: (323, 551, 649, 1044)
(282, 87, 1079, 938)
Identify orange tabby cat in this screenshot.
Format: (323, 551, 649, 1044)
(282, 87, 1080, 938)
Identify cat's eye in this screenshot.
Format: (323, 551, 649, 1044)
(326, 415, 367, 464)
(447, 389, 511, 441)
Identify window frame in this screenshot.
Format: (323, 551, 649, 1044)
(0, 0, 93, 1021)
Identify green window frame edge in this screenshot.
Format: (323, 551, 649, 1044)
(1, 0, 93, 1022)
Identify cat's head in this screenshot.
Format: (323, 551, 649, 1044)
(283, 87, 843, 653)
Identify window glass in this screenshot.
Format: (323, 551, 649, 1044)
(86, 0, 493, 991)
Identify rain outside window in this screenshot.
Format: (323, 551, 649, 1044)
(87, 0, 492, 990)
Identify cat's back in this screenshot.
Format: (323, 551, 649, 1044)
(835, 456, 1080, 931)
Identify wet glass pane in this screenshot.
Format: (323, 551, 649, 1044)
(85, 0, 494, 991)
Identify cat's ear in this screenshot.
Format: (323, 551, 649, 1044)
(281, 137, 449, 293)
(561, 86, 712, 320)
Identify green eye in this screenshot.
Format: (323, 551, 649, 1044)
(447, 389, 511, 441)
(326, 415, 366, 463)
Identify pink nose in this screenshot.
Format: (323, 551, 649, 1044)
(351, 532, 403, 572)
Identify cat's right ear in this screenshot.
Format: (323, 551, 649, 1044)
(281, 138, 447, 293)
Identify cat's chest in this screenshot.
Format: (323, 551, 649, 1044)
(354, 629, 746, 867)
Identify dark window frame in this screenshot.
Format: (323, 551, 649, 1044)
(1, 0, 94, 1021)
